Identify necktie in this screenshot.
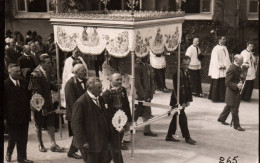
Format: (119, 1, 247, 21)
(196, 47, 199, 55)
(80, 80, 86, 90)
(93, 97, 100, 108)
(16, 80, 20, 87)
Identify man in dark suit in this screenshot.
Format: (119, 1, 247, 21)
(166, 56, 196, 145)
(28, 54, 64, 152)
(29, 42, 41, 66)
(72, 77, 110, 163)
(65, 64, 87, 160)
(4, 64, 33, 163)
(17, 45, 36, 82)
(102, 73, 132, 163)
(218, 55, 245, 131)
(5, 38, 23, 65)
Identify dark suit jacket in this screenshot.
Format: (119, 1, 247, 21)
(71, 92, 110, 152)
(30, 52, 41, 66)
(170, 68, 193, 106)
(225, 64, 242, 107)
(6, 46, 23, 64)
(65, 76, 86, 121)
(135, 61, 155, 101)
(4, 78, 31, 125)
(102, 86, 132, 123)
(28, 66, 58, 112)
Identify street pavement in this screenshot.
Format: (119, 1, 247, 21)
(3, 83, 259, 163)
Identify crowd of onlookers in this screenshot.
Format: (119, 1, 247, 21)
(4, 30, 66, 133)
(4, 30, 56, 78)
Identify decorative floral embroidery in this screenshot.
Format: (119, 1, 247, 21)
(165, 27, 180, 51)
(81, 27, 100, 47)
(150, 27, 165, 54)
(135, 31, 152, 58)
(57, 27, 78, 51)
(153, 27, 163, 46)
(105, 31, 130, 57)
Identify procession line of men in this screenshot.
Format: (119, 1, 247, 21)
(4, 35, 257, 163)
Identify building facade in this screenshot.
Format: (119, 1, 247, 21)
(5, 0, 259, 87)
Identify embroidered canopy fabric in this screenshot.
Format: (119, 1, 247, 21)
(51, 11, 185, 58)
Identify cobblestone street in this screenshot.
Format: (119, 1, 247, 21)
(4, 83, 259, 163)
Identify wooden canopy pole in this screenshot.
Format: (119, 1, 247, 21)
(175, 42, 181, 139)
(55, 43, 62, 140)
(130, 50, 135, 159)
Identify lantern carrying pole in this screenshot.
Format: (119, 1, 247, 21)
(55, 43, 62, 140)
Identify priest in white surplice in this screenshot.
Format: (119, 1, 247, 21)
(240, 41, 257, 101)
(185, 38, 203, 97)
(150, 51, 169, 93)
(208, 36, 231, 102)
(61, 48, 88, 108)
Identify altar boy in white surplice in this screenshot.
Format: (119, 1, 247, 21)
(208, 36, 231, 102)
(240, 41, 257, 101)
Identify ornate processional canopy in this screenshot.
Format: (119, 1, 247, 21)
(50, 10, 185, 58)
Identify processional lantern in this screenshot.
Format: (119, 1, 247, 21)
(50, 0, 185, 158)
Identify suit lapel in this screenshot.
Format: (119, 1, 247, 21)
(74, 77, 85, 93)
(84, 93, 102, 112)
(7, 78, 22, 99)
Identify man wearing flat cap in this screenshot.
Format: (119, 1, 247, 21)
(4, 64, 33, 163)
(28, 54, 64, 153)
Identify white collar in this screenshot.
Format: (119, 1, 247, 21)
(87, 90, 98, 100)
(234, 62, 240, 67)
(39, 66, 47, 76)
(77, 77, 83, 82)
(23, 53, 30, 57)
(246, 49, 252, 53)
(9, 76, 19, 86)
(31, 51, 35, 54)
